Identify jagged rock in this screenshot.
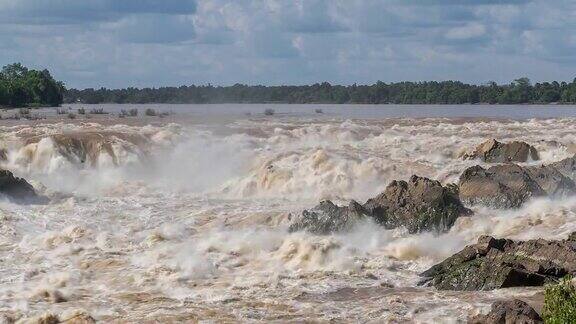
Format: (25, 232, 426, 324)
(525, 164, 576, 197)
(459, 164, 545, 208)
(291, 175, 472, 235)
(364, 175, 472, 233)
(288, 200, 368, 234)
(549, 155, 576, 181)
(458, 163, 576, 208)
(465, 139, 539, 163)
(469, 299, 543, 324)
(0, 169, 42, 204)
(419, 234, 576, 291)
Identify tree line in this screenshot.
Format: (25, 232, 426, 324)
(64, 77, 576, 105)
(4, 62, 576, 106)
(0, 63, 65, 107)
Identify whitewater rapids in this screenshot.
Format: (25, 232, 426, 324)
(0, 116, 575, 322)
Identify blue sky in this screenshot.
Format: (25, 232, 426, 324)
(1, 0, 574, 88)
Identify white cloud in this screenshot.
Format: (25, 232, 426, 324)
(445, 23, 486, 40)
(1, 0, 575, 88)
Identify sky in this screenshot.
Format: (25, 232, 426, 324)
(0, 0, 575, 89)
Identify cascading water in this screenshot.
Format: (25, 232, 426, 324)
(1, 116, 575, 322)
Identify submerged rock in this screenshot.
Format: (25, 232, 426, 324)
(25, 131, 149, 167)
(364, 175, 472, 234)
(291, 175, 471, 234)
(288, 200, 368, 235)
(458, 163, 576, 208)
(469, 299, 543, 324)
(419, 234, 576, 291)
(14, 310, 96, 324)
(0, 169, 42, 203)
(464, 139, 539, 163)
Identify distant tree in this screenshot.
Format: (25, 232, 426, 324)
(0, 80, 8, 106)
(62, 76, 576, 105)
(0, 63, 65, 107)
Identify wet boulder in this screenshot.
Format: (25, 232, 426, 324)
(288, 200, 368, 234)
(363, 175, 472, 234)
(525, 164, 576, 197)
(464, 139, 539, 163)
(459, 164, 576, 208)
(419, 234, 576, 291)
(469, 299, 543, 324)
(290, 175, 472, 235)
(459, 164, 545, 208)
(549, 155, 576, 182)
(0, 169, 42, 203)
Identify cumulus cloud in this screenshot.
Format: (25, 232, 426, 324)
(0, 0, 574, 88)
(446, 23, 486, 40)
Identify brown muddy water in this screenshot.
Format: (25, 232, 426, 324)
(0, 104, 574, 322)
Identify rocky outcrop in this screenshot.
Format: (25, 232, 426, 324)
(288, 200, 368, 234)
(25, 131, 149, 167)
(459, 164, 544, 208)
(364, 175, 472, 233)
(464, 139, 539, 163)
(0, 169, 42, 203)
(458, 163, 576, 208)
(469, 299, 543, 324)
(419, 234, 576, 291)
(290, 175, 472, 234)
(549, 155, 576, 182)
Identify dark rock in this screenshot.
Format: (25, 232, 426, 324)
(459, 165, 545, 208)
(465, 139, 540, 163)
(290, 175, 472, 235)
(420, 234, 576, 291)
(0, 169, 42, 203)
(364, 175, 472, 233)
(458, 163, 576, 208)
(525, 164, 576, 197)
(469, 299, 543, 324)
(549, 155, 576, 182)
(288, 200, 368, 234)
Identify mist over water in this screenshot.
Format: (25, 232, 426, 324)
(2, 108, 576, 322)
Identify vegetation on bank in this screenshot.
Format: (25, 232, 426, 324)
(4, 61, 576, 106)
(0, 63, 65, 107)
(64, 77, 576, 105)
(543, 277, 576, 323)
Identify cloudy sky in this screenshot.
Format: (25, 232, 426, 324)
(1, 0, 574, 88)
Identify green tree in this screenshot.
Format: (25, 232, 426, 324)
(0, 63, 64, 107)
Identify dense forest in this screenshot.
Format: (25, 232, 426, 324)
(0, 63, 65, 107)
(4, 62, 576, 106)
(64, 77, 576, 105)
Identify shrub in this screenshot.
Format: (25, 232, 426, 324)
(129, 108, 138, 116)
(67, 113, 76, 119)
(19, 108, 30, 116)
(543, 276, 576, 323)
(56, 107, 67, 115)
(77, 108, 86, 115)
(89, 108, 107, 114)
(315, 108, 324, 114)
(145, 108, 157, 116)
(264, 108, 275, 116)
